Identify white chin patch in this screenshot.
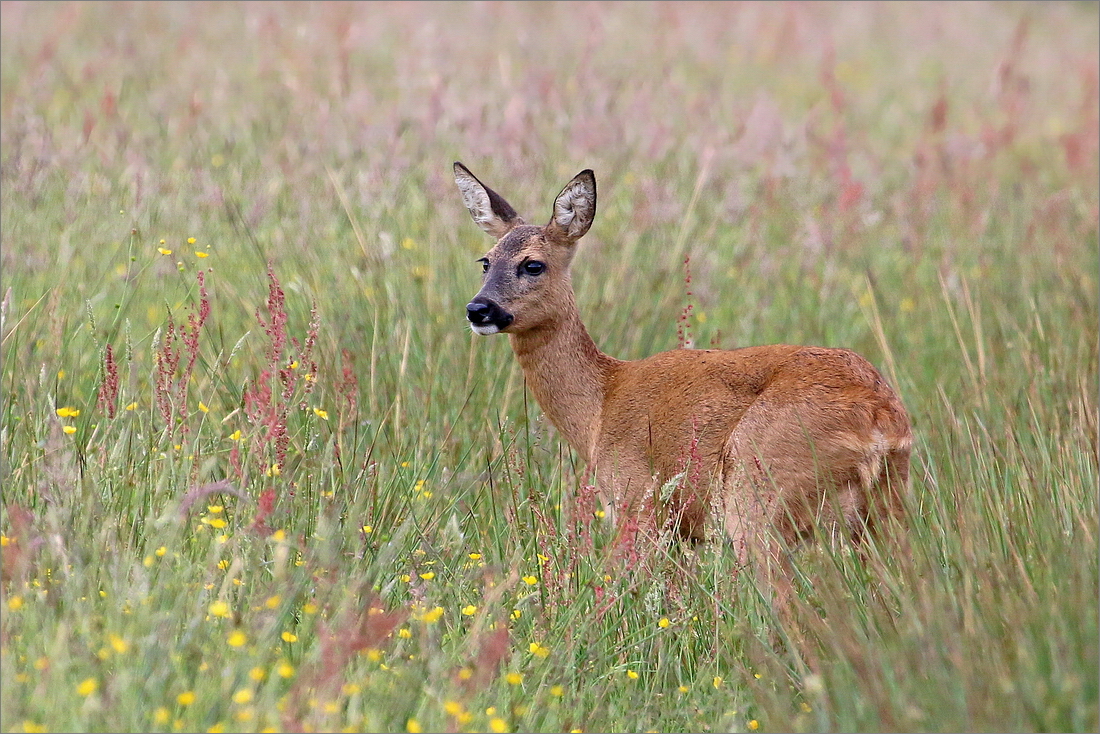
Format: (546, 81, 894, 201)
(470, 323, 500, 336)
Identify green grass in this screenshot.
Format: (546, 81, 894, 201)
(1, 2, 1097, 732)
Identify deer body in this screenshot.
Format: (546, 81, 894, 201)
(455, 162, 911, 578)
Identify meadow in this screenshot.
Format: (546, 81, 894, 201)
(1, 2, 1097, 732)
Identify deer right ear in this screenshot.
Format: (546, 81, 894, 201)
(454, 162, 523, 238)
(547, 169, 596, 242)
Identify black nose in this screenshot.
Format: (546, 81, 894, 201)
(466, 301, 493, 324)
(466, 298, 514, 329)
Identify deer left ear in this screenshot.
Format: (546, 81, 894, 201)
(454, 162, 524, 238)
(547, 169, 596, 242)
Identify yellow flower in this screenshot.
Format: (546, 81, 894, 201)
(658, 617, 671, 628)
(461, 604, 477, 616)
(468, 552, 482, 560)
(76, 678, 98, 696)
(271, 529, 287, 542)
(529, 642, 550, 658)
(229, 430, 241, 441)
(522, 575, 538, 585)
(8, 595, 24, 610)
(511, 609, 522, 620)
(595, 509, 606, 519)
(177, 691, 196, 706)
(227, 630, 247, 647)
(397, 628, 412, 639)
(232, 688, 253, 704)
(266, 464, 281, 477)
(196, 251, 209, 258)
(313, 408, 329, 420)
(550, 685, 564, 697)
(399, 574, 411, 583)
(281, 631, 298, 643)
(276, 661, 295, 678)
(627, 670, 639, 680)
(505, 672, 523, 685)
(204, 517, 227, 529)
(55, 407, 80, 417)
(489, 718, 508, 733)
(678, 685, 689, 693)
(62, 426, 77, 435)
(158, 247, 173, 256)
(748, 720, 759, 731)
(419, 571, 435, 581)
(265, 595, 281, 609)
(0, 535, 10, 547)
(362, 525, 373, 534)
(303, 602, 318, 614)
(187, 237, 196, 244)
(418, 606, 444, 623)
(108, 634, 129, 654)
(125, 402, 137, 411)
(249, 667, 266, 681)
(155, 546, 167, 557)
(713, 676, 724, 688)
(153, 707, 171, 725)
(406, 719, 422, 733)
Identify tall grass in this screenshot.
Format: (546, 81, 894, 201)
(1, 2, 1097, 732)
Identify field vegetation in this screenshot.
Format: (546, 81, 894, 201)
(1, 2, 1097, 732)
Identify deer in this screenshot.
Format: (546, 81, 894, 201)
(453, 161, 912, 617)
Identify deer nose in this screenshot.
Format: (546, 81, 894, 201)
(466, 301, 494, 324)
(466, 298, 514, 330)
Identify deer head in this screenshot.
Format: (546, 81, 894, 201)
(454, 162, 596, 335)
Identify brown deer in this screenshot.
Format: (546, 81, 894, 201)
(454, 162, 912, 610)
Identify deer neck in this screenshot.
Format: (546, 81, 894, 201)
(508, 295, 619, 465)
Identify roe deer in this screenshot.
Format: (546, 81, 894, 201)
(454, 162, 912, 609)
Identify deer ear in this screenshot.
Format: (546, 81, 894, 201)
(547, 169, 596, 242)
(454, 162, 523, 238)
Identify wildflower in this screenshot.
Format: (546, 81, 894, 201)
(266, 464, 281, 477)
(249, 667, 266, 681)
(276, 661, 295, 678)
(522, 575, 538, 586)
(397, 628, 412, 639)
(529, 642, 550, 658)
(362, 525, 373, 534)
(56, 407, 80, 417)
(418, 606, 444, 623)
(511, 609, 522, 620)
(461, 605, 477, 616)
(271, 529, 287, 542)
(748, 721, 759, 731)
(76, 678, 98, 696)
(229, 430, 242, 441)
(0, 535, 10, 547)
(658, 617, 671, 629)
(8, 596, 23, 610)
(595, 509, 606, 519)
(227, 630, 247, 647)
(713, 676, 724, 688)
(203, 517, 227, 529)
(627, 670, 639, 680)
(505, 672, 523, 685)
(468, 552, 482, 560)
(158, 247, 173, 256)
(550, 685, 564, 697)
(400, 574, 411, 583)
(125, 402, 137, 411)
(678, 685, 689, 693)
(108, 634, 129, 654)
(281, 631, 298, 643)
(177, 691, 196, 706)
(196, 251, 209, 258)
(62, 426, 77, 435)
(457, 667, 473, 680)
(313, 408, 329, 420)
(198, 402, 210, 413)
(264, 595, 281, 609)
(155, 546, 167, 557)
(232, 688, 253, 704)
(489, 718, 508, 733)
(419, 571, 435, 581)
(303, 602, 318, 614)
(187, 237, 196, 245)
(406, 719, 422, 733)
(153, 708, 171, 725)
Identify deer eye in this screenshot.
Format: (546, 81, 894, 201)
(522, 261, 546, 276)
(477, 258, 489, 273)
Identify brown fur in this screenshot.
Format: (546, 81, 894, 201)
(455, 162, 912, 603)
